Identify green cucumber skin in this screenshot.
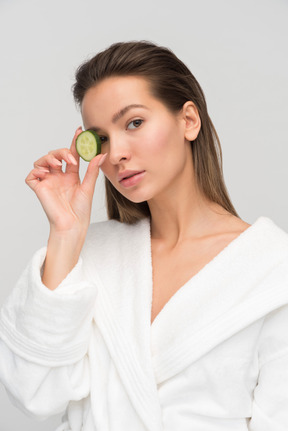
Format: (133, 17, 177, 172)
(76, 130, 101, 161)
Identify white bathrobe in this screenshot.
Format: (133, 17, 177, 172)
(0, 215, 288, 431)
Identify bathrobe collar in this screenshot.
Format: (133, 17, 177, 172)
(86, 215, 288, 430)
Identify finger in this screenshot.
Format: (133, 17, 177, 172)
(48, 148, 78, 168)
(34, 154, 63, 171)
(66, 127, 82, 174)
(25, 168, 49, 191)
(70, 126, 82, 158)
(81, 153, 107, 198)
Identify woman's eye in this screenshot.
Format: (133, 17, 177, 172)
(127, 119, 143, 130)
(99, 136, 108, 143)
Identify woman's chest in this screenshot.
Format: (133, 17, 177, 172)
(150, 234, 239, 324)
(151, 257, 200, 324)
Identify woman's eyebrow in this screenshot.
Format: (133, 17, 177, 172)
(87, 104, 149, 133)
(112, 104, 149, 123)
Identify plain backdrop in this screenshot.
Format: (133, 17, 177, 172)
(0, 0, 288, 429)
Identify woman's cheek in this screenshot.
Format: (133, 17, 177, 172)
(101, 142, 109, 154)
(144, 127, 170, 155)
(100, 164, 113, 184)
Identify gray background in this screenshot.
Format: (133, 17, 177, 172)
(0, 0, 287, 429)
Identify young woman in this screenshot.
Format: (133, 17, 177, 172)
(0, 41, 288, 431)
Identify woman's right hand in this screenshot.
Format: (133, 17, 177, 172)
(25, 127, 107, 236)
(25, 127, 107, 290)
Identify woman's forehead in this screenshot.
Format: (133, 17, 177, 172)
(81, 76, 164, 123)
(85, 75, 152, 99)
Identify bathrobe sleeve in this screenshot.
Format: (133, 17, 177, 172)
(248, 305, 288, 431)
(0, 247, 98, 420)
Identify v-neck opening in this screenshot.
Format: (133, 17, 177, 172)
(149, 216, 268, 327)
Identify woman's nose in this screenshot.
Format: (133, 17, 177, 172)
(108, 136, 131, 164)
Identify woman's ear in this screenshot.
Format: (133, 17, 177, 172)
(181, 101, 201, 141)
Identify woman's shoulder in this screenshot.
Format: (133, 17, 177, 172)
(258, 302, 288, 367)
(88, 216, 149, 236)
(238, 216, 288, 273)
(83, 217, 150, 253)
(225, 214, 288, 244)
(80, 217, 151, 276)
(251, 215, 288, 250)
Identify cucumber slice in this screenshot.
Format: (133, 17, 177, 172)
(76, 130, 101, 161)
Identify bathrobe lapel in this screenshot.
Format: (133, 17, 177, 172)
(151, 216, 288, 384)
(84, 216, 288, 428)
(85, 218, 162, 431)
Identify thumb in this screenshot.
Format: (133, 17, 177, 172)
(81, 153, 107, 198)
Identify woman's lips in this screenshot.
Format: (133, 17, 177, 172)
(119, 171, 146, 188)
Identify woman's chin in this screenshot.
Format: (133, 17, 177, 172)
(120, 189, 154, 204)
(124, 195, 149, 204)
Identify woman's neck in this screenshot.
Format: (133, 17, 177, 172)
(148, 186, 232, 247)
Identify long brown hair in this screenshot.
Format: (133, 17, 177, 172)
(72, 40, 239, 223)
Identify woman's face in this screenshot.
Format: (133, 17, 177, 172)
(81, 75, 194, 204)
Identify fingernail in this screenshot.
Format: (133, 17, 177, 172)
(98, 153, 108, 167)
(54, 159, 62, 166)
(37, 167, 50, 173)
(67, 154, 78, 165)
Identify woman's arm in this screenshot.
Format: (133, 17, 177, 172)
(248, 305, 288, 430)
(0, 338, 91, 420)
(25, 127, 106, 290)
(248, 350, 288, 430)
(0, 128, 105, 417)
(0, 245, 98, 419)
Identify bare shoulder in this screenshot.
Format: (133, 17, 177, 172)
(214, 214, 251, 243)
(225, 215, 251, 231)
(207, 211, 251, 244)
(208, 202, 251, 238)
(226, 215, 251, 233)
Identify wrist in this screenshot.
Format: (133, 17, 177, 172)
(47, 231, 86, 262)
(42, 228, 88, 290)
(48, 223, 88, 245)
